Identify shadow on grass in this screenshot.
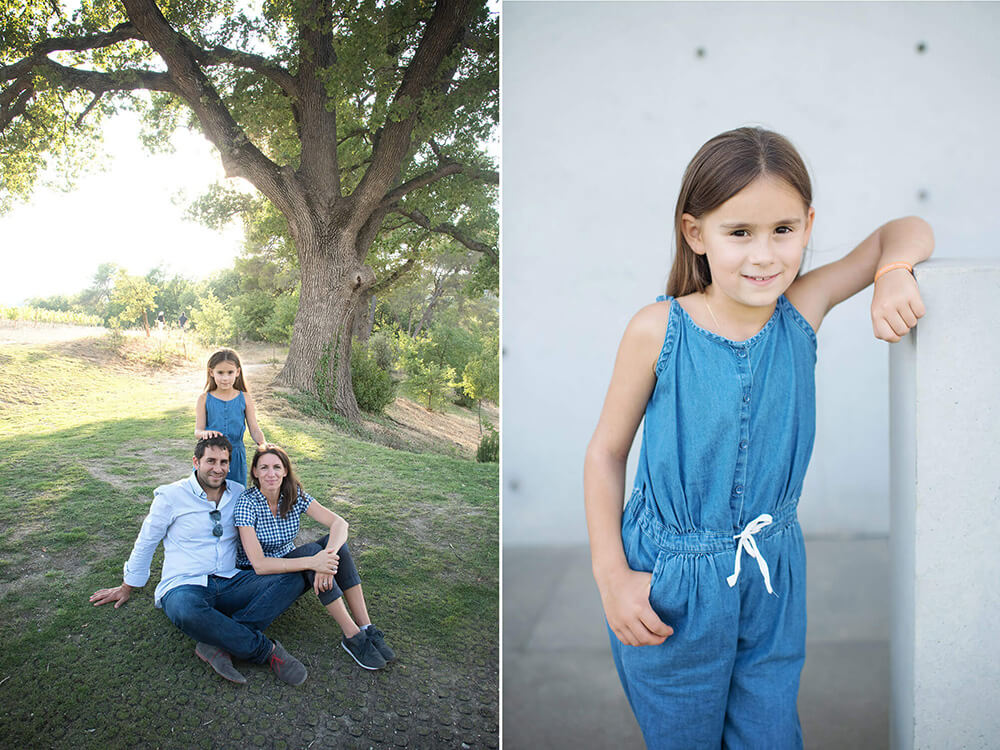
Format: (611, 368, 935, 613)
(0, 412, 498, 749)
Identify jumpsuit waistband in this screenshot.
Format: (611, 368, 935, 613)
(626, 489, 799, 555)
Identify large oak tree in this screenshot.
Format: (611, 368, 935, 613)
(1, 0, 498, 420)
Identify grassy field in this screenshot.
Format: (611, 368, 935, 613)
(0, 332, 499, 749)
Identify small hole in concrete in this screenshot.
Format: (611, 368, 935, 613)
(917, 189, 929, 201)
(508, 479, 520, 492)
(695, 47, 706, 58)
(916, 41, 927, 53)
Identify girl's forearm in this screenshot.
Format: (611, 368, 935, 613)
(584, 442, 631, 587)
(876, 217, 935, 268)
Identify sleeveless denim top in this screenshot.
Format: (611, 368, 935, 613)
(631, 295, 817, 537)
(204, 390, 248, 484)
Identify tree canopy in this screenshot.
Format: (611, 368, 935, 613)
(1, 0, 498, 420)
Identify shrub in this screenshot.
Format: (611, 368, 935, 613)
(351, 342, 397, 414)
(403, 357, 456, 411)
(231, 289, 275, 341)
(260, 290, 299, 345)
(190, 293, 236, 346)
(370, 330, 395, 371)
(476, 427, 499, 463)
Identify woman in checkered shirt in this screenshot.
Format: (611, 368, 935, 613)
(235, 445, 396, 671)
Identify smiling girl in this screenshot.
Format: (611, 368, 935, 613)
(583, 127, 933, 748)
(195, 348, 266, 486)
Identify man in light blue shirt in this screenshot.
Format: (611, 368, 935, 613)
(91, 436, 308, 685)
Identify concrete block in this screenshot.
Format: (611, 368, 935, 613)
(890, 260, 1000, 749)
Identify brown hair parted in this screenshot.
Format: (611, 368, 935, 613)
(195, 435, 233, 459)
(204, 348, 249, 392)
(667, 127, 812, 298)
(250, 444, 303, 519)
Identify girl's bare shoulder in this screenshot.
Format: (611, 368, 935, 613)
(625, 300, 671, 346)
(619, 300, 672, 374)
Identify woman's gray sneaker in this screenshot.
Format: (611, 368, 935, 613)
(268, 640, 307, 685)
(195, 642, 247, 684)
(365, 626, 397, 663)
(342, 630, 387, 670)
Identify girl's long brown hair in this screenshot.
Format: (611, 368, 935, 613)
(204, 348, 249, 392)
(667, 127, 812, 297)
(250, 445, 303, 519)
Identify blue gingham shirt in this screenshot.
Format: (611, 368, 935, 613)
(234, 486, 313, 568)
(123, 472, 244, 607)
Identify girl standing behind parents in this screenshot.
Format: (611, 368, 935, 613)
(196, 348, 266, 486)
(235, 444, 397, 671)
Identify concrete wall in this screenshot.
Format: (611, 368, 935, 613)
(502, 1, 1000, 544)
(889, 261, 1000, 749)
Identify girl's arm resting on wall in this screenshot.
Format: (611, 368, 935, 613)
(787, 216, 935, 339)
(244, 393, 266, 447)
(305, 501, 349, 552)
(584, 303, 674, 647)
(237, 526, 337, 575)
(194, 393, 222, 439)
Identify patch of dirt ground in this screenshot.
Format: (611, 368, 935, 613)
(7, 324, 496, 460)
(0, 321, 106, 345)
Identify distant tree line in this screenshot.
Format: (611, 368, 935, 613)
(28, 251, 499, 422)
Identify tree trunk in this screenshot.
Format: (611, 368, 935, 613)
(412, 278, 446, 338)
(275, 226, 375, 422)
(353, 292, 376, 343)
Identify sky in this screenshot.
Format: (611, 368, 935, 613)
(0, 112, 245, 306)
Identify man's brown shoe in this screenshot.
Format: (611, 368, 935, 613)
(195, 642, 247, 684)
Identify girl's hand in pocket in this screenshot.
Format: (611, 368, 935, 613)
(598, 567, 674, 646)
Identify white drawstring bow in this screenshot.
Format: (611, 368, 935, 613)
(727, 514, 776, 595)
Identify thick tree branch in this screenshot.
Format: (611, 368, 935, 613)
(1, 59, 174, 134)
(373, 256, 418, 294)
(350, 0, 473, 218)
(1, 23, 143, 83)
(0, 85, 33, 130)
(39, 59, 174, 93)
(33, 22, 143, 55)
(379, 160, 497, 207)
(295, 0, 340, 210)
(356, 204, 391, 260)
(393, 208, 497, 262)
(120, 0, 304, 220)
(195, 46, 297, 96)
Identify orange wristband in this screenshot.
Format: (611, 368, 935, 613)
(874, 262, 913, 284)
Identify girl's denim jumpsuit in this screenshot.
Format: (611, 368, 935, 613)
(609, 295, 816, 749)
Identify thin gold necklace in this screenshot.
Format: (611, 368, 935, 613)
(704, 294, 722, 333)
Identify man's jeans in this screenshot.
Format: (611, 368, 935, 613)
(161, 570, 304, 663)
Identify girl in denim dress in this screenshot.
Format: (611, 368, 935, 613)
(195, 348, 266, 486)
(584, 128, 934, 749)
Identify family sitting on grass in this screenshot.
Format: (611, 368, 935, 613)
(90, 349, 395, 685)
